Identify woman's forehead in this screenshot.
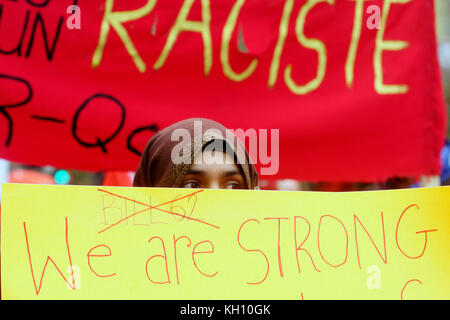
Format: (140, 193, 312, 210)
(191, 149, 238, 167)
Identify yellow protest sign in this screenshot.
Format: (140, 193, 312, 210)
(1, 183, 449, 299)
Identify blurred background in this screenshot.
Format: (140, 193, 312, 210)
(0, 0, 448, 194)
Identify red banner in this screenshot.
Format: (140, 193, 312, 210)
(0, 0, 446, 182)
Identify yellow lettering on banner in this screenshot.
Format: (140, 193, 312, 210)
(221, 0, 258, 82)
(92, 0, 157, 73)
(154, 0, 212, 76)
(374, 0, 410, 94)
(267, 0, 294, 88)
(346, 0, 370, 88)
(284, 0, 334, 95)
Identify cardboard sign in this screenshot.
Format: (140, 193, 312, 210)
(1, 183, 449, 299)
(0, 0, 446, 182)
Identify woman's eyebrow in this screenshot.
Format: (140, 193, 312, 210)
(186, 169, 205, 176)
(186, 168, 241, 177)
(222, 168, 241, 177)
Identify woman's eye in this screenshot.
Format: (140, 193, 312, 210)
(224, 181, 243, 190)
(182, 181, 201, 188)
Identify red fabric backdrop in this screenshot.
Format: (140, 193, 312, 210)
(0, 0, 446, 182)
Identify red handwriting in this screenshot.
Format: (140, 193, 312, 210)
(24, 217, 123, 294)
(20, 202, 440, 295)
(146, 236, 171, 284)
(395, 204, 438, 259)
(294, 216, 321, 273)
(353, 212, 387, 270)
(264, 217, 288, 278)
(87, 244, 117, 278)
(192, 240, 218, 278)
(145, 234, 218, 285)
(401, 279, 423, 300)
(102, 194, 159, 226)
(96, 189, 219, 233)
(173, 235, 192, 285)
(317, 215, 349, 268)
(237, 219, 270, 285)
(236, 203, 437, 281)
(170, 193, 198, 222)
(23, 217, 75, 295)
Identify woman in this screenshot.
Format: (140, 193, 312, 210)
(133, 118, 259, 190)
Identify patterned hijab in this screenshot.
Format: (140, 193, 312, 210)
(133, 118, 259, 189)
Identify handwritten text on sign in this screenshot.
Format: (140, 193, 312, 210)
(1, 184, 449, 299)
